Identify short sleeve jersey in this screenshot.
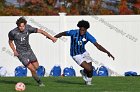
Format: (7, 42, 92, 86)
(65, 29, 96, 56)
(8, 24, 37, 53)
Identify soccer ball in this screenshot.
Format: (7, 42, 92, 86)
(15, 82, 25, 91)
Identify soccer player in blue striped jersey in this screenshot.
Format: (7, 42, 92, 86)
(55, 20, 114, 85)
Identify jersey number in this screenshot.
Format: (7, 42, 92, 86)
(78, 41, 82, 45)
(21, 37, 25, 42)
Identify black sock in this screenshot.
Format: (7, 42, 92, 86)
(32, 74, 42, 84)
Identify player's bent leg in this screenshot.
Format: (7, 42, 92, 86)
(80, 61, 90, 82)
(86, 63, 93, 85)
(31, 60, 39, 70)
(80, 62, 93, 76)
(80, 62, 93, 85)
(27, 63, 45, 87)
(31, 61, 45, 87)
(86, 62, 93, 77)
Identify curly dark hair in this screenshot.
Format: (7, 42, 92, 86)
(16, 17, 27, 26)
(77, 20, 90, 29)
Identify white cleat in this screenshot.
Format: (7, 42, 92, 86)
(39, 83, 45, 87)
(86, 81, 92, 86)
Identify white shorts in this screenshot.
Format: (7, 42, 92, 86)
(72, 51, 93, 65)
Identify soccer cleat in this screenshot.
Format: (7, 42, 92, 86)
(80, 70, 87, 82)
(39, 83, 45, 87)
(86, 81, 92, 86)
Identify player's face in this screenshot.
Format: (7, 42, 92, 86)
(79, 27, 87, 35)
(18, 23, 25, 32)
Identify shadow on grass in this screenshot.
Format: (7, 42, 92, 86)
(54, 80, 84, 85)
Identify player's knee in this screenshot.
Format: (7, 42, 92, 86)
(30, 68, 36, 74)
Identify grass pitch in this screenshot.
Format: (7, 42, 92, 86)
(0, 76, 140, 92)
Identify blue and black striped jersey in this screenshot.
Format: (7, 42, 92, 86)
(66, 29, 96, 56)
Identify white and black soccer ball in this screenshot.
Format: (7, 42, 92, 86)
(15, 82, 26, 91)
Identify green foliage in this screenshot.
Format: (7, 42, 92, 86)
(0, 0, 139, 15)
(0, 0, 5, 10)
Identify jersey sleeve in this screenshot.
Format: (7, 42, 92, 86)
(27, 25, 38, 33)
(65, 30, 75, 36)
(87, 32, 97, 44)
(8, 31, 14, 40)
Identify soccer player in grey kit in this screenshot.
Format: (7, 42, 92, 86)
(8, 17, 57, 86)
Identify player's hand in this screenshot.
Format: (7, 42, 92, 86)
(52, 37, 57, 43)
(46, 36, 57, 43)
(107, 52, 115, 60)
(14, 50, 19, 56)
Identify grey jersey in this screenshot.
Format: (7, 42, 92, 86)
(8, 24, 37, 53)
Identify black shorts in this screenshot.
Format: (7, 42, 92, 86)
(17, 50, 37, 67)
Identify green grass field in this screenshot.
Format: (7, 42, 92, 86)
(0, 76, 140, 92)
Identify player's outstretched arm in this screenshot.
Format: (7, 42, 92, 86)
(54, 32, 67, 38)
(8, 40, 19, 56)
(37, 29, 57, 43)
(93, 42, 115, 60)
